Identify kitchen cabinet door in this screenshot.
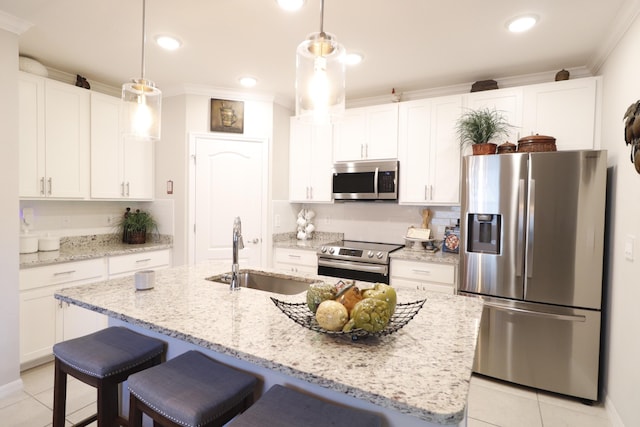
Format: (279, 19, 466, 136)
(19, 285, 59, 366)
(333, 104, 398, 161)
(465, 87, 523, 151)
(18, 73, 90, 199)
(398, 95, 462, 205)
(273, 247, 318, 274)
(289, 118, 333, 202)
(390, 259, 456, 294)
(521, 77, 600, 150)
(19, 258, 107, 367)
(90, 92, 154, 200)
(107, 249, 172, 278)
(18, 73, 46, 198)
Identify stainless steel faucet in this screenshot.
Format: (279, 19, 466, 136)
(230, 216, 244, 291)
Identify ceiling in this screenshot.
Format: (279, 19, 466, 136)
(0, 0, 633, 105)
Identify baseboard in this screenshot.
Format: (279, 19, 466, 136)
(0, 378, 24, 400)
(605, 395, 626, 427)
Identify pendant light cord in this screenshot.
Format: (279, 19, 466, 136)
(140, 0, 147, 80)
(319, 0, 324, 34)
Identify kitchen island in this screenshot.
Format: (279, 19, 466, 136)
(54, 261, 482, 427)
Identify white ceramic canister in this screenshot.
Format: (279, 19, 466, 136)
(38, 235, 60, 251)
(20, 235, 39, 254)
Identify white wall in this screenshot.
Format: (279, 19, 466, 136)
(598, 12, 640, 427)
(0, 28, 22, 396)
(273, 200, 460, 244)
(159, 91, 276, 266)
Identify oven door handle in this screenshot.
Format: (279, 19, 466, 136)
(318, 258, 389, 275)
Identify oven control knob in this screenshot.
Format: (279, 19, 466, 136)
(320, 246, 327, 253)
(376, 252, 384, 259)
(367, 251, 374, 258)
(329, 247, 336, 254)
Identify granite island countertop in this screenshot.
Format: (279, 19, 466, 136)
(55, 261, 482, 426)
(20, 234, 172, 269)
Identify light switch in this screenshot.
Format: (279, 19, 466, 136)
(624, 235, 635, 261)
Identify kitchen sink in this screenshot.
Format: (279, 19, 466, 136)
(206, 269, 319, 295)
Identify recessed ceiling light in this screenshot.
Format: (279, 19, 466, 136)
(277, 0, 304, 11)
(344, 52, 363, 66)
(155, 35, 182, 50)
(507, 15, 538, 33)
(239, 76, 258, 88)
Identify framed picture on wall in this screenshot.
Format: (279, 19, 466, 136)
(210, 99, 244, 133)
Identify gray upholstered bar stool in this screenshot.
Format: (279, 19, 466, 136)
(127, 350, 259, 427)
(52, 326, 165, 427)
(227, 384, 384, 427)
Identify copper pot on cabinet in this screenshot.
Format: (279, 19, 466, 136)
(517, 134, 557, 152)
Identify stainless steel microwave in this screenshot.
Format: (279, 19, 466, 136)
(332, 160, 399, 201)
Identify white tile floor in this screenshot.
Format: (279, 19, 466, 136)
(0, 362, 613, 427)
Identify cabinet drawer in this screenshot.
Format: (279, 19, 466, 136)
(391, 259, 455, 285)
(274, 248, 317, 267)
(108, 249, 171, 276)
(20, 258, 106, 291)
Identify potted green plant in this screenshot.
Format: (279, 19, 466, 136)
(456, 107, 512, 155)
(117, 208, 158, 244)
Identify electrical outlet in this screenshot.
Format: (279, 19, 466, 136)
(324, 216, 331, 225)
(274, 214, 281, 228)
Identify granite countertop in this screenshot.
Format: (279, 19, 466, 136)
(20, 234, 173, 269)
(55, 261, 482, 425)
(391, 248, 460, 265)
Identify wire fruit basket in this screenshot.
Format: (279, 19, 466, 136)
(270, 297, 426, 341)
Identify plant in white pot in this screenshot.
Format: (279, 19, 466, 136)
(456, 107, 512, 155)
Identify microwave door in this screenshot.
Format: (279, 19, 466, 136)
(332, 170, 377, 199)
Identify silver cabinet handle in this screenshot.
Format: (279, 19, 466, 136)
(309, 186, 313, 199)
(40, 177, 45, 195)
(121, 182, 125, 197)
(136, 258, 152, 263)
(47, 177, 52, 195)
(126, 182, 131, 196)
(411, 269, 432, 275)
(250, 238, 260, 244)
(54, 270, 76, 276)
(287, 254, 301, 259)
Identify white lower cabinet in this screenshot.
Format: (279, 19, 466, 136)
(19, 258, 107, 367)
(273, 247, 318, 274)
(390, 259, 456, 295)
(107, 249, 172, 278)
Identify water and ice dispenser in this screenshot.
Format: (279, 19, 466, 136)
(466, 214, 501, 254)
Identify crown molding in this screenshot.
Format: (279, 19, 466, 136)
(0, 10, 32, 35)
(164, 83, 275, 103)
(346, 67, 594, 108)
(588, 0, 640, 73)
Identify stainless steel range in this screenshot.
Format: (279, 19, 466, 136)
(317, 240, 403, 284)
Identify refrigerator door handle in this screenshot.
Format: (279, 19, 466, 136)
(483, 301, 587, 322)
(526, 179, 536, 278)
(516, 179, 526, 277)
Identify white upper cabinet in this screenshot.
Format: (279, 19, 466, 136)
(398, 95, 463, 205)
(90, 92, 154, 200)
(521, 77, 600, 150)
(19, 73, 90, 199)
(465, 87, 523, 150)
(289, 118, 333, 202)
(333, 104, 399, 161)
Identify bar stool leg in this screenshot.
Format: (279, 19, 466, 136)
(52, 359, 67, 427)
(97, 379, 119, 426)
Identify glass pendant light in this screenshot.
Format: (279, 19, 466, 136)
(122, 0, 162, 140)
(295, 0, 345, 124)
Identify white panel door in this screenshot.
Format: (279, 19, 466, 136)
(194, 135, 265, 266)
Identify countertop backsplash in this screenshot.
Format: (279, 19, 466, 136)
(273, 200, 460, 245)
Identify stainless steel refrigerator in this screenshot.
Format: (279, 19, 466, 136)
(459, 150, 607, 402)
